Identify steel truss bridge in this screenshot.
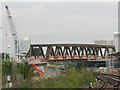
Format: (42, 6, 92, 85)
(27, 44, 116, 61)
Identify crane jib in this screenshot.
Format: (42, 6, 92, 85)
(5, 6, 8, 9)
(5, 5, 18, 56)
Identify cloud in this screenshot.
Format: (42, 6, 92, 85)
(1, 2, 117, 52)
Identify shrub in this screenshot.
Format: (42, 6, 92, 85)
(2, 61, 12, 75)
(16, 67, 95, 88)
(23, 62, 33, 80)
(118, 69, 120, 75)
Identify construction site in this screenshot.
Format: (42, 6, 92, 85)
(0, 3, 120, 89)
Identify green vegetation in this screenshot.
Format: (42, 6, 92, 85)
(0, 53, 10, 60)
(28, 48, 42, 56)
(23, 62, 34, 80)
(2, 61, 12, 75)
(16, 68, 95, 88)
(76, 61, 105, 68)
(118, 69, 120, 75)
(48, 66, 56, 70)
(2, 61, 33, 82)
(16, 63, 23, 74)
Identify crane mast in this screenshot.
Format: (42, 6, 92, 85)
(5, 6, 18, 56)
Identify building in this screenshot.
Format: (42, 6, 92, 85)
(108, 52, 120, 68)
(113, 32, 120, 52)
(94, 40, 113, 45)
(19, 37, 30, 55)
(94, 40, 113, 54)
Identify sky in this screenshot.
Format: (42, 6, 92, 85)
(0, 2, 118, 53)
(0, 2, 2, 53)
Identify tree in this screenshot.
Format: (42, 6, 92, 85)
(0, 53, 10, 60)
(26, 48, 42, 57)
(23, 61, 33, 80)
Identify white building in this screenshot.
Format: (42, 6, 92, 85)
(113, 32, 120, 52)
(19, 37, 30, 55)
(0, 28, 2, 53)
(94, 40, 113, 54)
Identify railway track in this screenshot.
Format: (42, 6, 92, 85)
(94, 73, 120, 89)
(98, 81, 107, 90)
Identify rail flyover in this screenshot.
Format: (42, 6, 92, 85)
(27, 44, 116, 61)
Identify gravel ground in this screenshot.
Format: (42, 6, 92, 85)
(42, 68, 60, 77)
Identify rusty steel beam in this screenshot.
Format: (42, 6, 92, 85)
(27, 44, 115, 61)
(46, 46, 52, 60)
(68, 47, 73, 58)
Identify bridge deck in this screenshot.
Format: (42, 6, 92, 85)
(27, 43, 116, 61)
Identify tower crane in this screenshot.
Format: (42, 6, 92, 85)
(5, 6, 18, 57)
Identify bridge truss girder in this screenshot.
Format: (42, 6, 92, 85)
(27, 44, 115, 61)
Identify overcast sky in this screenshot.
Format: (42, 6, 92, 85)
(0, 2, 118, 53)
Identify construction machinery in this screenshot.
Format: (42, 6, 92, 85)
(5, 5, 45, 77)
(5, 6, 31, 60)
(5, 6, 18, 57)
(32, 63, 44, 75)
